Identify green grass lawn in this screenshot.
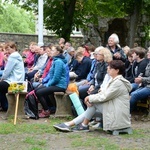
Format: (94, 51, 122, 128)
(0, 117, 149, 150)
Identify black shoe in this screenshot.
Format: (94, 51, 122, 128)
(53, 123, 72, 132)
(72, 123, 89, 132)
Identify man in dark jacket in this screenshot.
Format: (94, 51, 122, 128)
(73, 50, 92, 82)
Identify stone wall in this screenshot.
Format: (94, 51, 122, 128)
(82, 15, 150, 48)
(0, 32, 84, 52)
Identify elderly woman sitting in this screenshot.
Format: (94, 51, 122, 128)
(53, 60, 132, 132)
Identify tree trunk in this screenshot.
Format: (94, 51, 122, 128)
(128, 1, 142, 48)
(61, 0, 76, 42)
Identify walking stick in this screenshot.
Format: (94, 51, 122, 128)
(14, 93, 20, 125)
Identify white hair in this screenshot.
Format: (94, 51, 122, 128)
(108, 33, 119, 44)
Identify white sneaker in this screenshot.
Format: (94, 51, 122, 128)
(88, 120, 97, 126)
(92, 122, 103, 129)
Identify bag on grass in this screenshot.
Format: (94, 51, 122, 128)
(69, 93, 85, 116)
(24, 90, 39, 120)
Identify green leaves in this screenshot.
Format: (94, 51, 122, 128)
(0, 2, 35, 33)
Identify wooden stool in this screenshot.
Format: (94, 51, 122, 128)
(4, 92, 26, 120)
(54, 92, 73, 117)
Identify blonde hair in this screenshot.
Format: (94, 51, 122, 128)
(99, 48, 112, 62)
(75, 47, 85, 58)
(123, 46, 130, 54)
(77, 47, 85, 53)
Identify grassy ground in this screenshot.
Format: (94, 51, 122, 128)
(0, 115, 149, 150)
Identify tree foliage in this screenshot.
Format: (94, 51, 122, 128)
(0, 1, 35, 33)
(4, 0, 150, 42)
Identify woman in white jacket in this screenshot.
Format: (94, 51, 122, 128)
(0, 41, 25, 111)
(54, 60, 132, 132)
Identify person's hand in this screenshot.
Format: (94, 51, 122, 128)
(84, 96, 93, 107)
(134, 77, 142, 84)
(114, 52, 121, 59)
(98, 88, 101, 92)
(34, 71, 40, 78)
(87, 85, 94, 94)
(28, 67, 33, 73)
(39, 78, 43, 83)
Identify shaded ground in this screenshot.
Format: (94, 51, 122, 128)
(0, 111, 149, 150)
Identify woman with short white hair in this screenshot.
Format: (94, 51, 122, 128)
(107, 33, 126, 62)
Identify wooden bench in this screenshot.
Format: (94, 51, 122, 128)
(54, 92, 73, 117)
(136, 97, 150, 121)
(137, 97, 150, 115)
(4, 92, 26, 120)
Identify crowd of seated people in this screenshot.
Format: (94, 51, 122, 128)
(0, 34, 149, 132)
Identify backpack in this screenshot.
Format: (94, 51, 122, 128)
(24, 90, 39, 120)
(27, 80, 34, 92)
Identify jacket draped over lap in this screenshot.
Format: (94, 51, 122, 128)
(89, 75, 132, 131)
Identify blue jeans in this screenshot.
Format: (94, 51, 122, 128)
(78, 84, 90, 100)
(130, 87, 150, 112)
(131, 83, 139, 93)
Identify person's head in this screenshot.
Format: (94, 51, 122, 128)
(107, 60, 125, 78)
(44, 44, 52, 57)
(134, 43, 138, 47)
(0, 43, 4, 52)
(59, 38, 65, 45)
(123, 46, 130, 55)
(96, 48, 112, 62)
(64, 42, 71, 50)
(51, 45, 63, 57)
(29, 42, 37, 53)
(39, 46, 47, 55)
(4, 41, 17, 55)
(29, 42, 37, 52)
(75, 49, 84, 63)
(131, 47, 146, 61)
(68, 47, 75, 57)
(93, 46, 104, 59)
(77, 47, 85, 54)
(88, 45, 95, 53)
(127, 50, 134, 63)
(108, 33, 119, 47)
